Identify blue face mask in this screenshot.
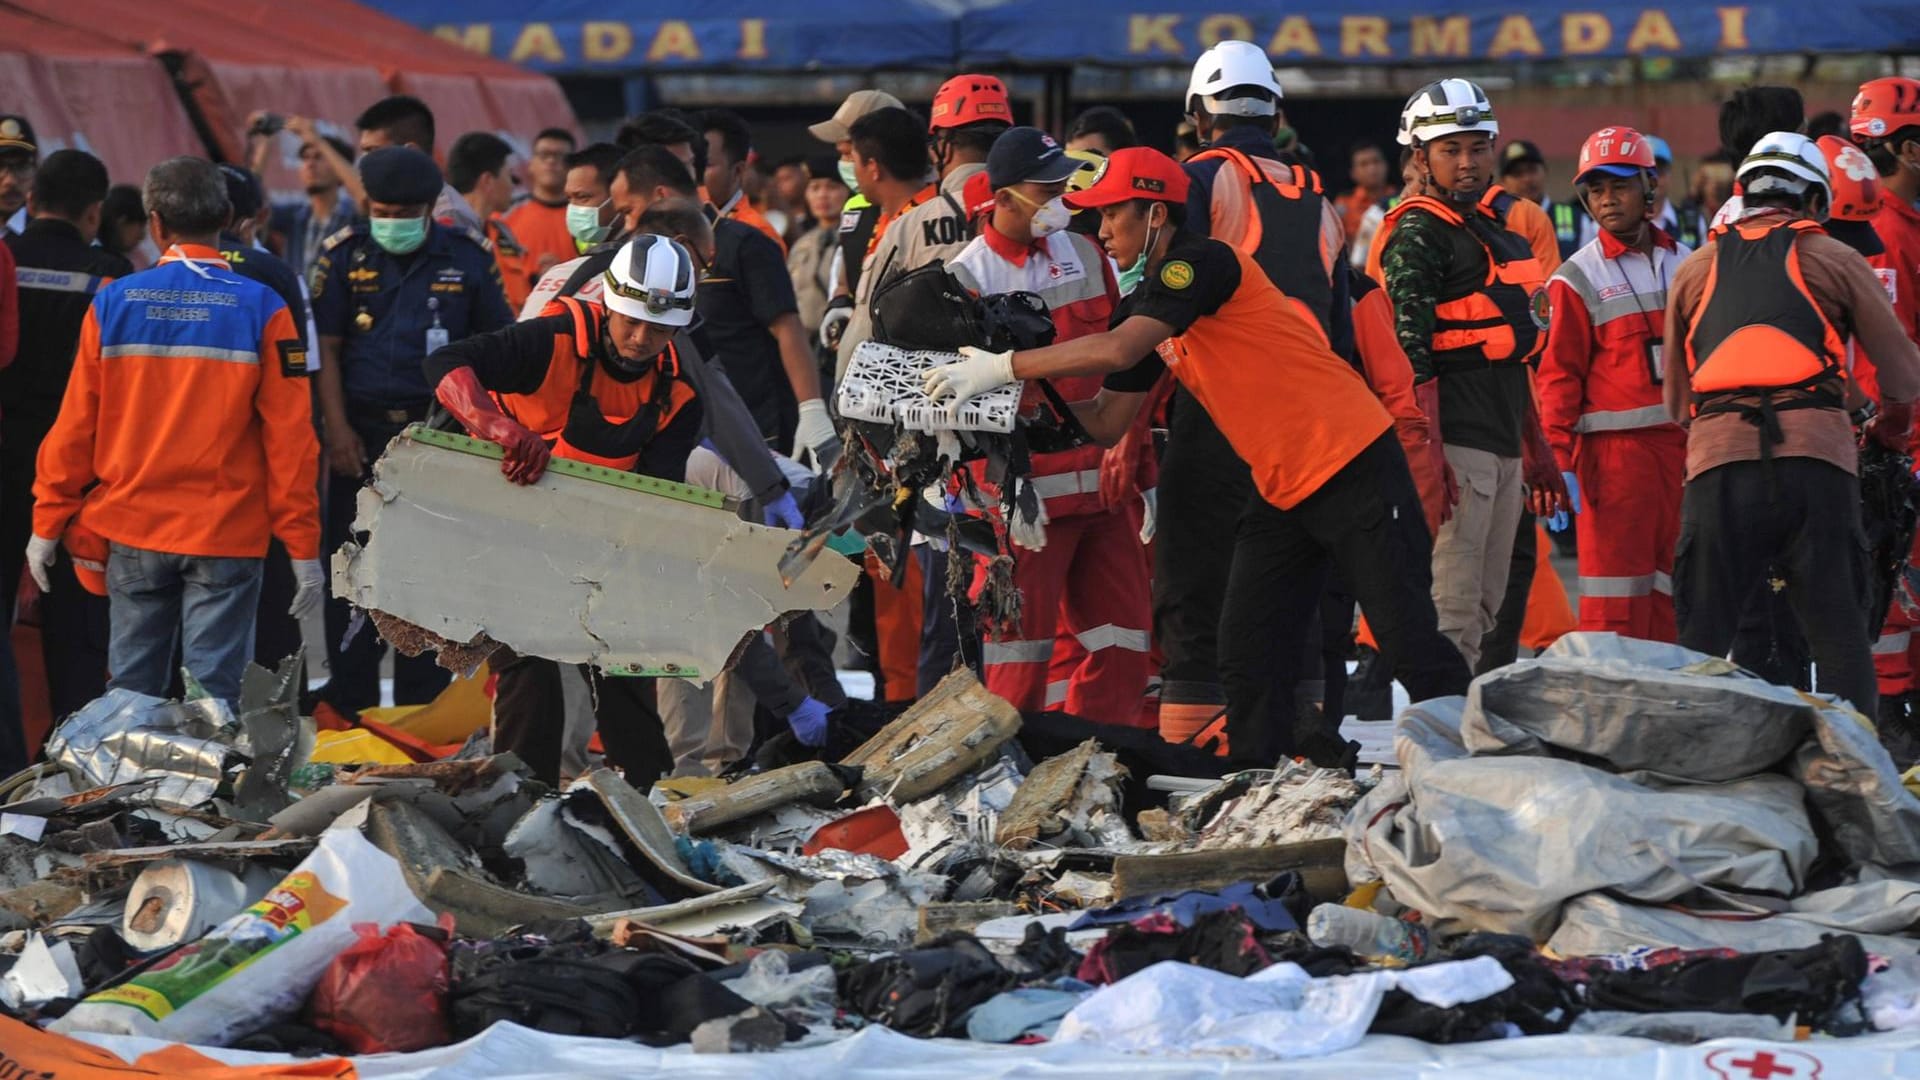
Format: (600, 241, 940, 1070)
(370, 214, 427, 255)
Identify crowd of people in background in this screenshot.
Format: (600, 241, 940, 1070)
(0, 49, 1915, 788)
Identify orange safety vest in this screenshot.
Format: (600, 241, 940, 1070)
(1381, 190, 1549, 371)
(1188, 145, 1335, 331)
(493, 296, 696, 471)
(1686, 218, 1847, 399)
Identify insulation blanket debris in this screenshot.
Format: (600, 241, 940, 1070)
(331, 430, 858, 684)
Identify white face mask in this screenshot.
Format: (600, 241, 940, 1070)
(1028, 197, 1071, 238)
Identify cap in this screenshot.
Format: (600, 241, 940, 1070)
(0, 115, 36, 156)
(1645, 135, 1673, 165)
(217, 164, 263, 220)
(1500, 139, 1545, 174)
(1062, 146, 1192, 210)
(986, 126, 1080, 190)
(804, 153, 845, 184)
(359, 146, 443, 205)
(809, 90, 905, 144)
(930, 74, 1011, 132)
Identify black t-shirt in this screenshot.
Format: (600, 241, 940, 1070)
(1103, 229, 1242, 393)
(696, 218, 800, 442)
(1437, 364, 1530, 459)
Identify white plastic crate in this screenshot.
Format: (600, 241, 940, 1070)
(838, 341, 1020, 434)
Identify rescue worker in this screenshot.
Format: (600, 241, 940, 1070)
(922, 147, 1470, 768)
(0, 115, 33, 237)
(27, 156, 322, 709)
(504, 127, 581, 282)
(1852, 78, 1920, 348)
(702, 110, 785, 252)
(1501, 140, 1584, 263)
(943, 126, 1150, 723)
(310, 147, 514, 715)
(1664, 132, 1920, 719)
(423, 234, 834, 785)
(448, 132, 533, 311)
(834, 73, 1012, 380)
(809, 90, 905, 355)
(1536, 127, 1690, 642)
(832, 106, 945, 379)
(2, 148, 128, 759)
(354, 95, 484, 241)
(1160, 39, 1354, 742)
(1381, 78, 1565, 672)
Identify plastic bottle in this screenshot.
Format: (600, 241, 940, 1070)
(1305, 903, 1430, 963)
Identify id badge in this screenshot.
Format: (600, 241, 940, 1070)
(425, 326, 449, 354)
(1645, 339, 1665, 385)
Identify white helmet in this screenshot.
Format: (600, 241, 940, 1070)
(1186, 41, 1284, 118)
(602, 234, 697, 326)
(1736, 131, 1832, 204)
(1398, 79, 1498, 147)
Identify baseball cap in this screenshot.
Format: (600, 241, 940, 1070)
(986, 126, 1080, 190)
(809, 90, 905, 144)
(1063, 146, 1192, 210)
(1500, 139, 1545, 174)
(1644, 135, 1674, 165)
(0, 115, 36, 156)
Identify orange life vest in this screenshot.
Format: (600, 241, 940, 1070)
(1188, 145, 1335, 332)
(1685, 217, 1847, 400)
(1381, 190, 1549, 371)
(493, 296, 696, 471)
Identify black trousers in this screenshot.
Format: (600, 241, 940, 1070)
(490, 645, 671, 787)
(254, 538, 304, 672)
(1478, 512, 1538, 674)
(40, 550, 108, 723)
(1732, 570, 1813, 691)
(1155, 390, 1255, 703)
(1675, 457, 1876, 716)
(321, 411, 448, 712)
(1218, 434, 1471, 767)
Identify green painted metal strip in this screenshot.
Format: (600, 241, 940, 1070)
(402, 424, 730, 510)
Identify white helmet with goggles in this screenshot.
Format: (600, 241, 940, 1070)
(603, 234, 697, 327)
(1398, 79, 1498, 147)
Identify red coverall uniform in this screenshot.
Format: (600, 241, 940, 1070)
(1867, 191, 1920, 695)
(948, 222, 1153, 725)
(1535, 225, 1691, 641)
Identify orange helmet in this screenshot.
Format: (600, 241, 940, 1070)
(1850, 76, 1920, 141)
(64, 521, 108, 597)
(930, 74, 1011, 131)
(1818, 135, 1884, 221)
(1573, 126, 1657, 186)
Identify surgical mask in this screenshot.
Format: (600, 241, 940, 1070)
(567, 199, 611, 247)
(1117, 259, 1146, 296)
(1010, 189, 1071, 238)
(838, 159, 860, 189)
(370, 214, 427, 255)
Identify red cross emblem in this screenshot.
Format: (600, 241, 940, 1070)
(1706, 1048, 1823, 1080)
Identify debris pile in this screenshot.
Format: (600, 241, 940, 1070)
(9, 638, 1920, 1073)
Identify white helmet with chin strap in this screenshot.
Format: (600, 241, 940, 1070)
(602, 234, 697, 327)
(1398, 79, 1498, 147)
(1737, 131, 1832, 207)
(1186, 40, 1284, 118)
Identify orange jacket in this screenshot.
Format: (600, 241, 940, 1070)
(1353, 283, 1446, 532)
(33, 245, 321, 560)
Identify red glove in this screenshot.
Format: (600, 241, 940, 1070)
(1413, 379, 1458, 524)
(434, 367, 551, 485)
(1868, 399, 1916, 455)
(1521, 401, 1568, 517)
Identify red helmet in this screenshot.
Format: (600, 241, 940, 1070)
(930, 74, 1011, 132)
(1818, 135, 1884, 221)
(1574, 126, 1657, 186)
(1850, 77, 1920, 141)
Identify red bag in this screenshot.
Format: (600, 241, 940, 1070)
(307, 915, 456, 1053)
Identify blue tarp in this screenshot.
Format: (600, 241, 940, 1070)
(362, 1, 959, 72)
(367, 0, 1920, 73)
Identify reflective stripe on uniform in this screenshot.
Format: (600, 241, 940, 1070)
(1075, 624, 1151, 653)
(983, 639, 1053, 665)
(1573, 405, 1674, 434)
(1653, 570, 1672, 595)
(1580, 574, 1654, 598)
(1876, 631, 1913, 656)
(13, 266, 101, 295)
(1045, 680, 1070, 708)
(1027, 469, 1103, 500)
(101, 344, 260, 365)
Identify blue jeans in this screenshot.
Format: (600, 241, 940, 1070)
(106, 543, 263, 707)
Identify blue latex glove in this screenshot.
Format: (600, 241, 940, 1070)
(786, 696, 831, 747)
(1547, 471, 1580, 532)
(764, 491, 803, 530)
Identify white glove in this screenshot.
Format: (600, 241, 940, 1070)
(793, 398, 842, 473)
(289, 557, 327, 619)
(818, 304, 853, 351)
(24, 534, 57, 593)
(1010, 491, 1049, 552)
(1139, 488, 1158, 544)
(923, 346, 1015, 408)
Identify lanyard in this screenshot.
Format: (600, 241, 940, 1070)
(164, 245, 219, 281)
(1610, 242, 1667, 339)
(867, 186, 936, 258)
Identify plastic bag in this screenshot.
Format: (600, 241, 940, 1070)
(307, 915, 455, 1053)
(54, 827, 434, 1046)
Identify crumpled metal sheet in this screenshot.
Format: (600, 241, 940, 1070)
(332, 431, 858, 684)
(44, 689, 236, 808)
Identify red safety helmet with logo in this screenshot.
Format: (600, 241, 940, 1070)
(930, 74, 1012, 131)
(1850, 76, 1920, 141)
(1818, 135, 1885, 222)
(1573, 126, 1658, 186)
